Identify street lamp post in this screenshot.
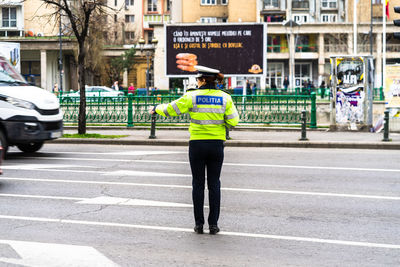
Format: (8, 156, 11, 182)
(138, 37, 158, 95)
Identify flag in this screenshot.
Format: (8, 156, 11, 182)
(386, 0, 390, 19)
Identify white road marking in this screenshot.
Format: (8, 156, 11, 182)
(20, 156, 400, 173)
(105, 170, 191, 177)
(2, 164, 96, 170)
(0, 215, 399, 250)
(0, 193, 85, 201)
(107, 151, 184, 156)
(3, 177, 400, 201)
(0, 193, 192, 208)
(42, 150, 185, 156)
(77, 196, 192, 207)
(0, 239, 118, 267)
(2, 166, 189, 177)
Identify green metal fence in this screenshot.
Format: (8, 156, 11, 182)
(60, 93, 317, 127)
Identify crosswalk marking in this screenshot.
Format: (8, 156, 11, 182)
(41, 150, 185, 156)
(0, 194, 193, 207)
(3, 177, 400, 201)
(77, 196, 192, 207)
(17, 156, 400, 173)
(1, 215, 400, 250)
(0, 239, 118, 267)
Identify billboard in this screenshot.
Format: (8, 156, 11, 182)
(165, 24, 265, 76)
(0, 42, 20, 72)
(385, 65, 400, 108)
(333, 57, 365, 124)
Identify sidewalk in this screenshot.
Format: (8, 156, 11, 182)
(51, 126, 400, 150)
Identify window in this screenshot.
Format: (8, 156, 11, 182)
(221, 0, 228, 5)
(125, 0, 134, 6)
(2, 8, 17, 28)
(148, 0, 157, 12)
(115, 0, 117, 6)
(264, 15, 285, 22)
(292, 0, 309, 9)
(295, 63, 311, 88)
(200, 17, 217, 23)
(321, 0, 337, 8)
(267, 35, 281, 52)
(266, 63, 284, 88)
(125, 31, 135, 40)
(321, 14, 337, 22)
(264, 0, 279, 8)
(167, 0, 171, 11)
(201, 0, 216, 5)
(125, 15, 135, 23)
(293, 14, 309, 23)
(147, 31, 153, 43)
(114, 15, 118, 22)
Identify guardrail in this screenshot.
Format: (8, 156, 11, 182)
(60, 93, 317, 127)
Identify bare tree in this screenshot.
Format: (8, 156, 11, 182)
(41, 0, 110, 134)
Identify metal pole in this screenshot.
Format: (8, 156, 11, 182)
(127, 93, 133, 127)
(149, 113, 156, 139)
(370, 0, 373, 55)
(382, 109, 390, 141)
(146, 51, 150, 95)
(299, 110, 308, 141)
(310, 92, 317, 128)
(59, 10, 63, 92)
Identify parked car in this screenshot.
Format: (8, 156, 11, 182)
(63, 86, 124, 101)
(0, 55, 63, 156)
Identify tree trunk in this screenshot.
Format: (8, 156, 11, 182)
(78, 43, 87, 134)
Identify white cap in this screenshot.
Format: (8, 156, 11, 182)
(195, 65, 220, 78)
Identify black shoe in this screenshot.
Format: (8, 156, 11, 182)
(194, 225, 203, 234)
(209, 225, 220, 235)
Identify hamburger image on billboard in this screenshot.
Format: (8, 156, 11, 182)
(166, 24, 265, 76)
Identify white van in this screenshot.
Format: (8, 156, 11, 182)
(0, 55, 63, 156)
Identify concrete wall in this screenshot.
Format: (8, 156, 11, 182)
(24, 0, 58, 36)
(316, 102, 387, 126)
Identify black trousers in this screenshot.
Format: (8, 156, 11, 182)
(189, 140, 224, 226)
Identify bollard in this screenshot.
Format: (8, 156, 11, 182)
(149, 113, 157, 139)
(382, 109, 390, 142)
(299, 110, 309, 141)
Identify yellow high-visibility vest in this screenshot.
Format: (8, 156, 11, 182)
(155, 89, 239, 140)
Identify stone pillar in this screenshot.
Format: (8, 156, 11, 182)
(347, 32, 353, 55)
(123, 69, 128, 88)
(318, 33, 325, 82)
(376, 33, 382, 87)
(40, 50, 47, 91)
(289, 32, 295, 88)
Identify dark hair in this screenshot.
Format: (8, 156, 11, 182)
(198, 73, 224, 85)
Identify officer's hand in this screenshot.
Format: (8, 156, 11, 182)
(149, 107, 155, 114)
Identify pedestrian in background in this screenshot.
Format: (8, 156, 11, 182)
(150, 65, 239, 235)
(112, 81, 119, 91)
(128, 83, 135, 95)
(283, 76, 289, 90)
(320, 80, 326, 99)
(53, 83, 59, 96)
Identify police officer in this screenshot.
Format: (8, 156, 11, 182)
(150, 65, 239, 234)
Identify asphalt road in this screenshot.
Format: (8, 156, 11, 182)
(0, 144, 399, 266)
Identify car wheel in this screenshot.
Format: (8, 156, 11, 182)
(17, 142, 44, 153)
(0, 130, 8, 159)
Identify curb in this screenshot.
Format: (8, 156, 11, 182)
(49, 138, 400, 150)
